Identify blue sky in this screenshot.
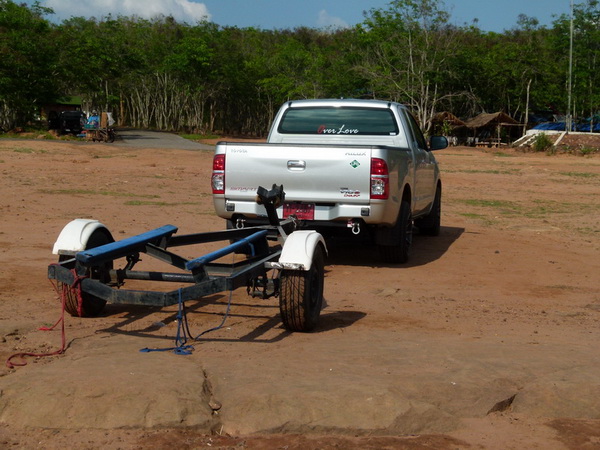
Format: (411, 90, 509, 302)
(26, 0, 573, 32)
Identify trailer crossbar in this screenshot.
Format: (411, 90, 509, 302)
(185, 229, 269, 271)
(76, 224, 178, 265)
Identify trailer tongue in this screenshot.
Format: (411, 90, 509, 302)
(48, 185, 327, 333)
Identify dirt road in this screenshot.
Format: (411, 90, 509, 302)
(0, 137, 599, 449)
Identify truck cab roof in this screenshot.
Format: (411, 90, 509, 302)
(284, 98, 404, 110)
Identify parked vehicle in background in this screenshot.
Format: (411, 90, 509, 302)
(58, 111, 86, 135)
(212, 99, 448, 263)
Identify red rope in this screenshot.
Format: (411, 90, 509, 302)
(5, 267, 85, 369)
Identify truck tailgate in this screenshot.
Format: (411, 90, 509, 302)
(223, 143, 372, 203)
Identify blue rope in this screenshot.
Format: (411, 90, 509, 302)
(193, 290, 233, 340)
(140, 288, 194, 355)
(141, 283, 235, 354)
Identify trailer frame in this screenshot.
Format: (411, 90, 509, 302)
(48, 185, 326, 333)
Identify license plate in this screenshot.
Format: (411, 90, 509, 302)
(283, 202, 315, 220)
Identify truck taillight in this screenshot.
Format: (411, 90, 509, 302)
(212, 154, 225, 194)
(370, 158, 389, 200)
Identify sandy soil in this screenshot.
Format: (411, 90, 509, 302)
(0, 136, 599, 449)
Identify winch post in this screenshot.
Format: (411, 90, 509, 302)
(256, 184, 285, 226)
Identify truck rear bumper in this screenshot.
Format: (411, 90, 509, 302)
(213, 198, 397, 226)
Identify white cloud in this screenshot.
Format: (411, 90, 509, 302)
(317, 9, 349, 29)
(42, 0, 211, 23)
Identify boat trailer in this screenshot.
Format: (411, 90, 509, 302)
(48, 185, 326, 333)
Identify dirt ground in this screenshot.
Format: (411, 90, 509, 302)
(0, 135, 599, 449)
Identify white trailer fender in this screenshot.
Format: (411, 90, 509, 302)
(278, 230, 327, 271)
(52, 218, 112, 256)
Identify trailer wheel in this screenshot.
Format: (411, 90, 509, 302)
(279, 245, 325, 332)
(58, 229, 113, 317)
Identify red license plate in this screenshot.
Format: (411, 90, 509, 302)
(283, 202, 315, 220)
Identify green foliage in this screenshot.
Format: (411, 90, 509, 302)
(0, 0, 598, 137)
(532, 133, 554, 152)
(550, 1, 600, 121)
(0, 0, 59, 129)
(440, 120, 453, 136)
(357, 0, 458, 131)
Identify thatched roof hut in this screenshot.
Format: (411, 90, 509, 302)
(432, 111, 467, 128)
(465, 112, 521, 146)
(465, 112, 518, 129)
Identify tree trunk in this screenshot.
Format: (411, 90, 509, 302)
(523, 78, 532, 136)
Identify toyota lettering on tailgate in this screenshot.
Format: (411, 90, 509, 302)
(340, 188, 361, 197)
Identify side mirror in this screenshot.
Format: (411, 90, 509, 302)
(429, 136, 448, 151)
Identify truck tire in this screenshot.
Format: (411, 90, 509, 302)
(58, 229, 113, 317)
(279, 245, 325, 332)
(378, 200, 412, 264)
(416, 186, 441, 236)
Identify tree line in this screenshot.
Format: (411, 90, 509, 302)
(0, 0, 598, 135)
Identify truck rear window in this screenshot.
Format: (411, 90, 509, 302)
(278, 107, 398, 136)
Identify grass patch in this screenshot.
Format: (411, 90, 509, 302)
(41, 188, 159, 198)
(525, 201, 569, 218)
(461, 198, 519, 209)
(493, 151, 515, 157)
(1, 129, 56, 140)
(576, 227, 599, 235)
(526, 199, 599, 218)
(444, 168, 520, 175)
(456, 198, 521, 217)
(458, 212, 495, 225)
(559, 171, 598, 179)
(13, 147, 37, 154)
(459, 212, 486, 219)
(125, 200, 197, 206)
(547, 284, 580, 291)
(180, 133, 219, 141)
(90, 153, 137, 159)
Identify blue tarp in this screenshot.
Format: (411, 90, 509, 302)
(532, 122, 600, 132)
(578, 123, 600, 132)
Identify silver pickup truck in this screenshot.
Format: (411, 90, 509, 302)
(211, 99, 447, 263)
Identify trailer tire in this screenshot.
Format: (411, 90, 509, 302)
(279, 244, 324, 332)
(59, 229, 113, 317)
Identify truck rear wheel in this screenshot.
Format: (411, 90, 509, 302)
(58, 229, 113, 317)
(378, 200, 412, 264)
(416, 186, 441, 236)
(279, 245, 325, 332)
